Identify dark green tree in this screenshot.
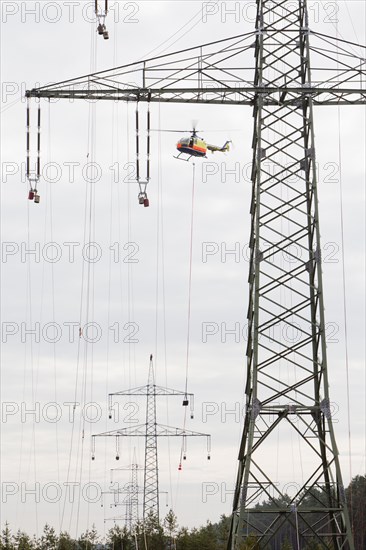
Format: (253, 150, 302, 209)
(77, 524, 99, 550)
(164, 509, 178, 549)
(37, 524, 58, 550)
(12, 530, 34, 550)
(237, 534, 260, 550)
(57, 532, 75, 550)
(0, 523, 13, 550)
(107, 525, 132, 550)
(347, 474, 366, 550)
(142, 512, 165, 550)
(216, 514, 230, 549)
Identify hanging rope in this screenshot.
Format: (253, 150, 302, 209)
(184, 162, 196, 400)
(178, 162, 196, 472)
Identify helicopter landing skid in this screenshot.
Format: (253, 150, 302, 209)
(174, 153, 207, 162)
(173, 153, 191, 162)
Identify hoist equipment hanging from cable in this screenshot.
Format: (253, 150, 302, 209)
(135, 102, 151, 207)
(26, 98, 41, 204)
(95, 0, 109, 39)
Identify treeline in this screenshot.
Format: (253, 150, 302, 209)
(1, 476, 364, 549)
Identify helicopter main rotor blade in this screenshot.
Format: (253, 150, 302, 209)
(149, 129, 199, 133)
(150, 128, 242, 133)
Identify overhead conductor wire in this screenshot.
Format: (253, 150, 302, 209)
(75, 19, 98, 537)
(60, 19, 98, 536)
(335, 9, 354, 530)
(102, 18, 119, 538)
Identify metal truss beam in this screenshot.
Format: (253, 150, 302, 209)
(26, 86, 366, 105)
(26, 25, 365, 106)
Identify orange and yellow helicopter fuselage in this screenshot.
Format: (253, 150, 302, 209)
(176, 136, 230, 161)
(176, 137, 207, 158)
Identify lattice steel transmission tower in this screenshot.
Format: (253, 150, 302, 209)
(108, 451, 141, 530)
(26, 1, 365, 547)
(92, 355, 210, 521)
(227, 3, 358, 547)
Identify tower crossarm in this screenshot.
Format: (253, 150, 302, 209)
(25, 29, 366, 105)
(109, 386, 194, 397)
(93, 423, 210, 439)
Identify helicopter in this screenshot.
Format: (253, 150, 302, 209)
(176, 129, 231, 161)
(154, 124, 231, 161)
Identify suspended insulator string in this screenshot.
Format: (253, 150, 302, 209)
(135, 102, 151, 201)
(95, 0, 108, 16)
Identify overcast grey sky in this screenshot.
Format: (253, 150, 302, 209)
(1, 0, 365, 541)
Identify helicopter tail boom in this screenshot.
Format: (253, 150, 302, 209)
(207, 140, 231, 153)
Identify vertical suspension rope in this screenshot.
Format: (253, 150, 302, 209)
(135, 105, 140, 181)
(184, 163, 196, 398)
(37, 103, 41, 181)
(26, 99, 30, 182)
(178, 162, 196, 471)
(147, 104, 151, 181)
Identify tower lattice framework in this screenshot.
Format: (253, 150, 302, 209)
(228, 1, 355, 548)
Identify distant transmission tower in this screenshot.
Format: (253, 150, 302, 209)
(92, 355, 211, 521)
(108, 450, 141, 530)
(26, 1, 365, 546)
